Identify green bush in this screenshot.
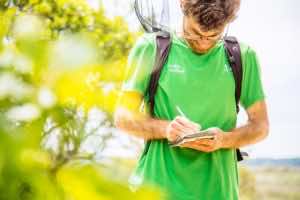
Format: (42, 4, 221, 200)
(239, 166, 257, 200)
(0, 1, 163, 199)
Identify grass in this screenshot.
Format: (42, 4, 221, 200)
(246, 167, 300, 200)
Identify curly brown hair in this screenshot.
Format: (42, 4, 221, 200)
(181, 0, 240, 31)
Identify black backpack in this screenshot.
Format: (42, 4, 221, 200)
(146, 32, 246, 162)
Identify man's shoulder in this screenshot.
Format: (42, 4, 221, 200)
(238, 41, 257, 58)
(134, 33, 157, 48)
(237, 41, 261, 72)
(128, 33, 157, 59)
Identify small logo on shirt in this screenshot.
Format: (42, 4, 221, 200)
(224, 63, 232, 73)
(169, 64, 185, 73)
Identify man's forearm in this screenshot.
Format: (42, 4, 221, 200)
(114, 108, 169, 140)
(222, 120, 269, 149)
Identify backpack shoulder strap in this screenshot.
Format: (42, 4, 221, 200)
(224, 36, 246, 162)
(224, 36, 243, 113)
(147, 32, 172, 117)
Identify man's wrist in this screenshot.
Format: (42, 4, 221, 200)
(152, 119, 169, 140)
(160, 120, 170, 139)
(221, 131, 235, 149)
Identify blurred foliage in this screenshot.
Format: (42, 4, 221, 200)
(239, 165, 300, 200)
(253, 167, 300, 200)
(239, 166, 257, 200)
(0, 0, 136, 112)
(0, 115, 63, 200)
(0, 0, 159, 200)
(1, 0, 135, 61)
(57, 163, 161, 200)
(0, 121, 161, 200)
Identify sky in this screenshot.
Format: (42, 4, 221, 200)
(230, 0, 300, 158)
(97, 0, 300, 158)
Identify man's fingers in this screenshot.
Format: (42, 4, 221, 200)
(181, 143, 214, 152)
(171, 126, 185, 137)
(175, 116, 201, 131)
(175, 116, 193, 129)
(177, 117, 200, 130)
(193, 139, 215, 146)
(167, 121, 190, 142)
(182, 141, 211, 147)
(171, 121, 195, 134)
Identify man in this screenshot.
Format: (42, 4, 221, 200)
(114, 0, 269, 199)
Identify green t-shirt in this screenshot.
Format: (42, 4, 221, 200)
(122, 33, 265, 200)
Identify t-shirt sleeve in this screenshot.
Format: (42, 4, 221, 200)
(240, 46, 266, 109)
(121, 34, 156, 96)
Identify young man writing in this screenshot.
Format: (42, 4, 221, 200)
(115, 0, 269, 199)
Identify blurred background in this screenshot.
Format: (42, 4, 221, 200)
(0, 0, 299, 200)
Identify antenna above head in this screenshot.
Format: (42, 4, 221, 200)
(134, 0, 171, 34)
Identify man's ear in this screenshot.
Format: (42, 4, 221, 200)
(228, 15, 238, 23)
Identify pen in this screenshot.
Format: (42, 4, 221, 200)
(175, 105, 202, 131)
(176, 106, 187, 118)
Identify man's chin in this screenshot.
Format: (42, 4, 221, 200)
(190, 44, 215, 54)
(193, 48, 211, 54)
(187, 41, 217, 54)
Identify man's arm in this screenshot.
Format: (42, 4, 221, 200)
(114, 107, 169, 140)
(114, 91, 199, 141)
(222, 100, 269, 148)
(114, 91, 167, 140)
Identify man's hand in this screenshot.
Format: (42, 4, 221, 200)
(179, 100, 269, 152)
(179, 127, 226, 153)
(166, 116, 201, 143)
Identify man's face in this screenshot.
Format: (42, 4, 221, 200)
(182, 16, 225, 54)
